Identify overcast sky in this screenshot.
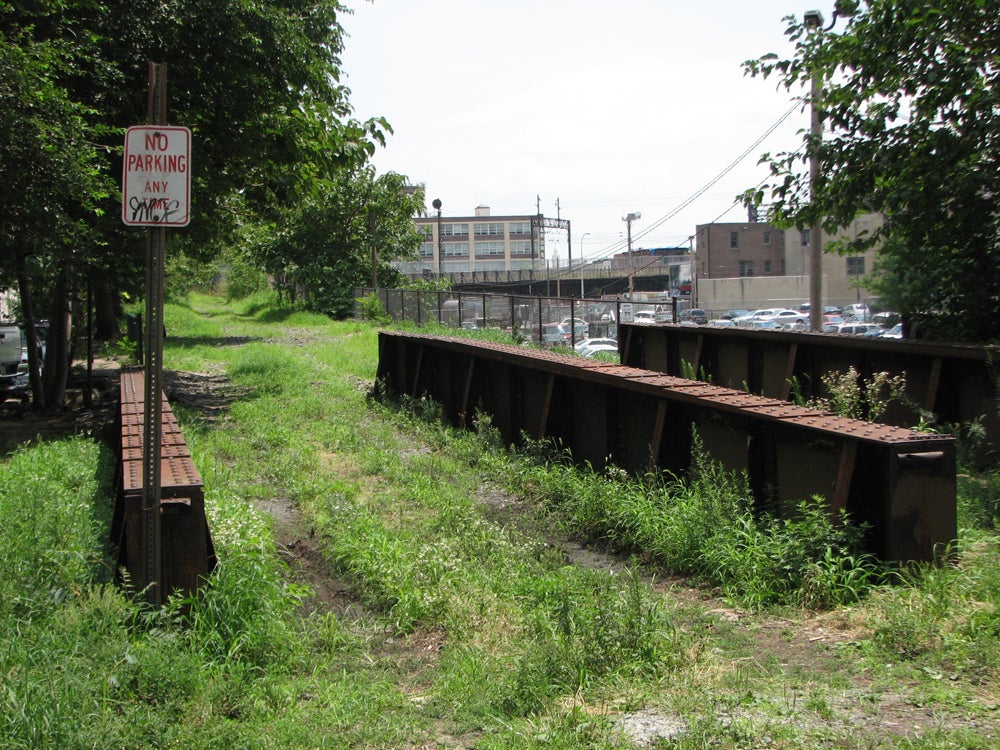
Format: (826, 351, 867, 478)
(340, 1, 829, 263)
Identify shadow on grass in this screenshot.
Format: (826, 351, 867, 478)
(164, 335, 262, 349)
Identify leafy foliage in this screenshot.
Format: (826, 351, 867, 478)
(1, 0, 405, 405)
(744, 0, 1000, 342)
(250, 169, 425, 318)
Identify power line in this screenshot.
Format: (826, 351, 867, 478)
(565, 103, 801, 272)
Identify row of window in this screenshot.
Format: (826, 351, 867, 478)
(730, 230, 772, 248)
(420, 221, 535, 238)
(739, 260, 781, 276)
(729, 229, 832, 248)
(737, 257, 865, 277)
(419, 240, 536, 258)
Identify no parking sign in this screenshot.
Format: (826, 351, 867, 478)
(122, 125, 191, 226)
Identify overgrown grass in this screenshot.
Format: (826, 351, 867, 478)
(478, 433, 882, 611)
(2, 290, 998, 748)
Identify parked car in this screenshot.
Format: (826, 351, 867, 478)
(720, 309, 749, 321)
(577, 343, 619, 359)
(880, 323, 904, 339)
(708, 319, 737, 328)
(829, 323, 882, 336)
(560, 318, 590, 338)
(736, 309, 781, 327)
(541, 323, 573, 347)
(632, 311, 657, 325)
(797, 303, 843, 316)
(678, 308, 708, 325)
(842, 303, 871, 321)
(872, 311, 899, 327)
(760, 309, 808, 328)
(575, 337, 618, 354)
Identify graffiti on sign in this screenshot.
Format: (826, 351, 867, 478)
(122, 126, 192, 227)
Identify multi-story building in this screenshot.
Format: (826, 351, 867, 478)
(782, 212, 882, 303)
(398, 205, 548, 277)
(693, 214, 882, 309)
(695, 222, 786, 280)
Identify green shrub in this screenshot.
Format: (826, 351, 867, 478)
(356, 291, 390, 323)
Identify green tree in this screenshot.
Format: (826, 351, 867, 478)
(252, 169, 425, 318)
(743, 0, 1000, 342)
(1, 0, 391, 407)
(0, 34, 111, 407)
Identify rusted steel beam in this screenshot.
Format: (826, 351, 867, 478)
(115, 367, 216, 601)
(832, 440, 858, 515)
(620, 324, 1000, 445)
(376, 332, 957, 562)
(924, 356, 943, 413)
(411, 343, 424, 397)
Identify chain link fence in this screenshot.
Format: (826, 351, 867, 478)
(354, 287, 703, 348)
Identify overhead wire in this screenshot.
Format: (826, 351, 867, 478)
(546, 102, 802, 277)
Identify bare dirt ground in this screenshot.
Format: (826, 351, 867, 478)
(3, 359, 996, 747)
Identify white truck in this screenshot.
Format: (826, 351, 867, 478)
(0, 323, 28, 401)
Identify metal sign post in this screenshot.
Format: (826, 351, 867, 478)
(143, 62, 167, 605)
(121, 62, 191, 605)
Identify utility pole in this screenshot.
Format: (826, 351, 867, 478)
(805, 9, 824, 332)
(623, 211, 641, 295)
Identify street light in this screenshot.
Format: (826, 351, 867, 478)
(579, 232, 590, 297)
(804, 10, 824, 332)
(432, 198, 443, 277)
(623, 212, 641, 295)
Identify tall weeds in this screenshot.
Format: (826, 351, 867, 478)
(483, 431, 881, 610)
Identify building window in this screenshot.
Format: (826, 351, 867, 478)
(763, 230, 771, 245)
(475, 241, 505, 257)
(847, 256, 866, 276)
(739, 260, 754, 277)
(509, 221, 532, 235)
(441, 223, 468, 237)
(801, 229, 810, 246)
(474, 222, 504, 236)
(730, 231, 739, 249)
(764, 260, 772, 275)
(418, 242, 433, 257)
(509, 240, 533, 256)
(442, 242, 468, 257)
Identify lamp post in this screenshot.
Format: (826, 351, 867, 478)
(432, 198, 443, 277)
(579, 232, 590, 298)
(804, 10, 824, 332)
(623, 212, 641, 295)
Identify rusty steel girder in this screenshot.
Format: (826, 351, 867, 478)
(618, 323, 1000, 446)
(114, 367, 215, 600)
(377, 332, 957, 563)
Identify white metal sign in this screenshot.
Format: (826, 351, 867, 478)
(122, 125, 191, 226)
